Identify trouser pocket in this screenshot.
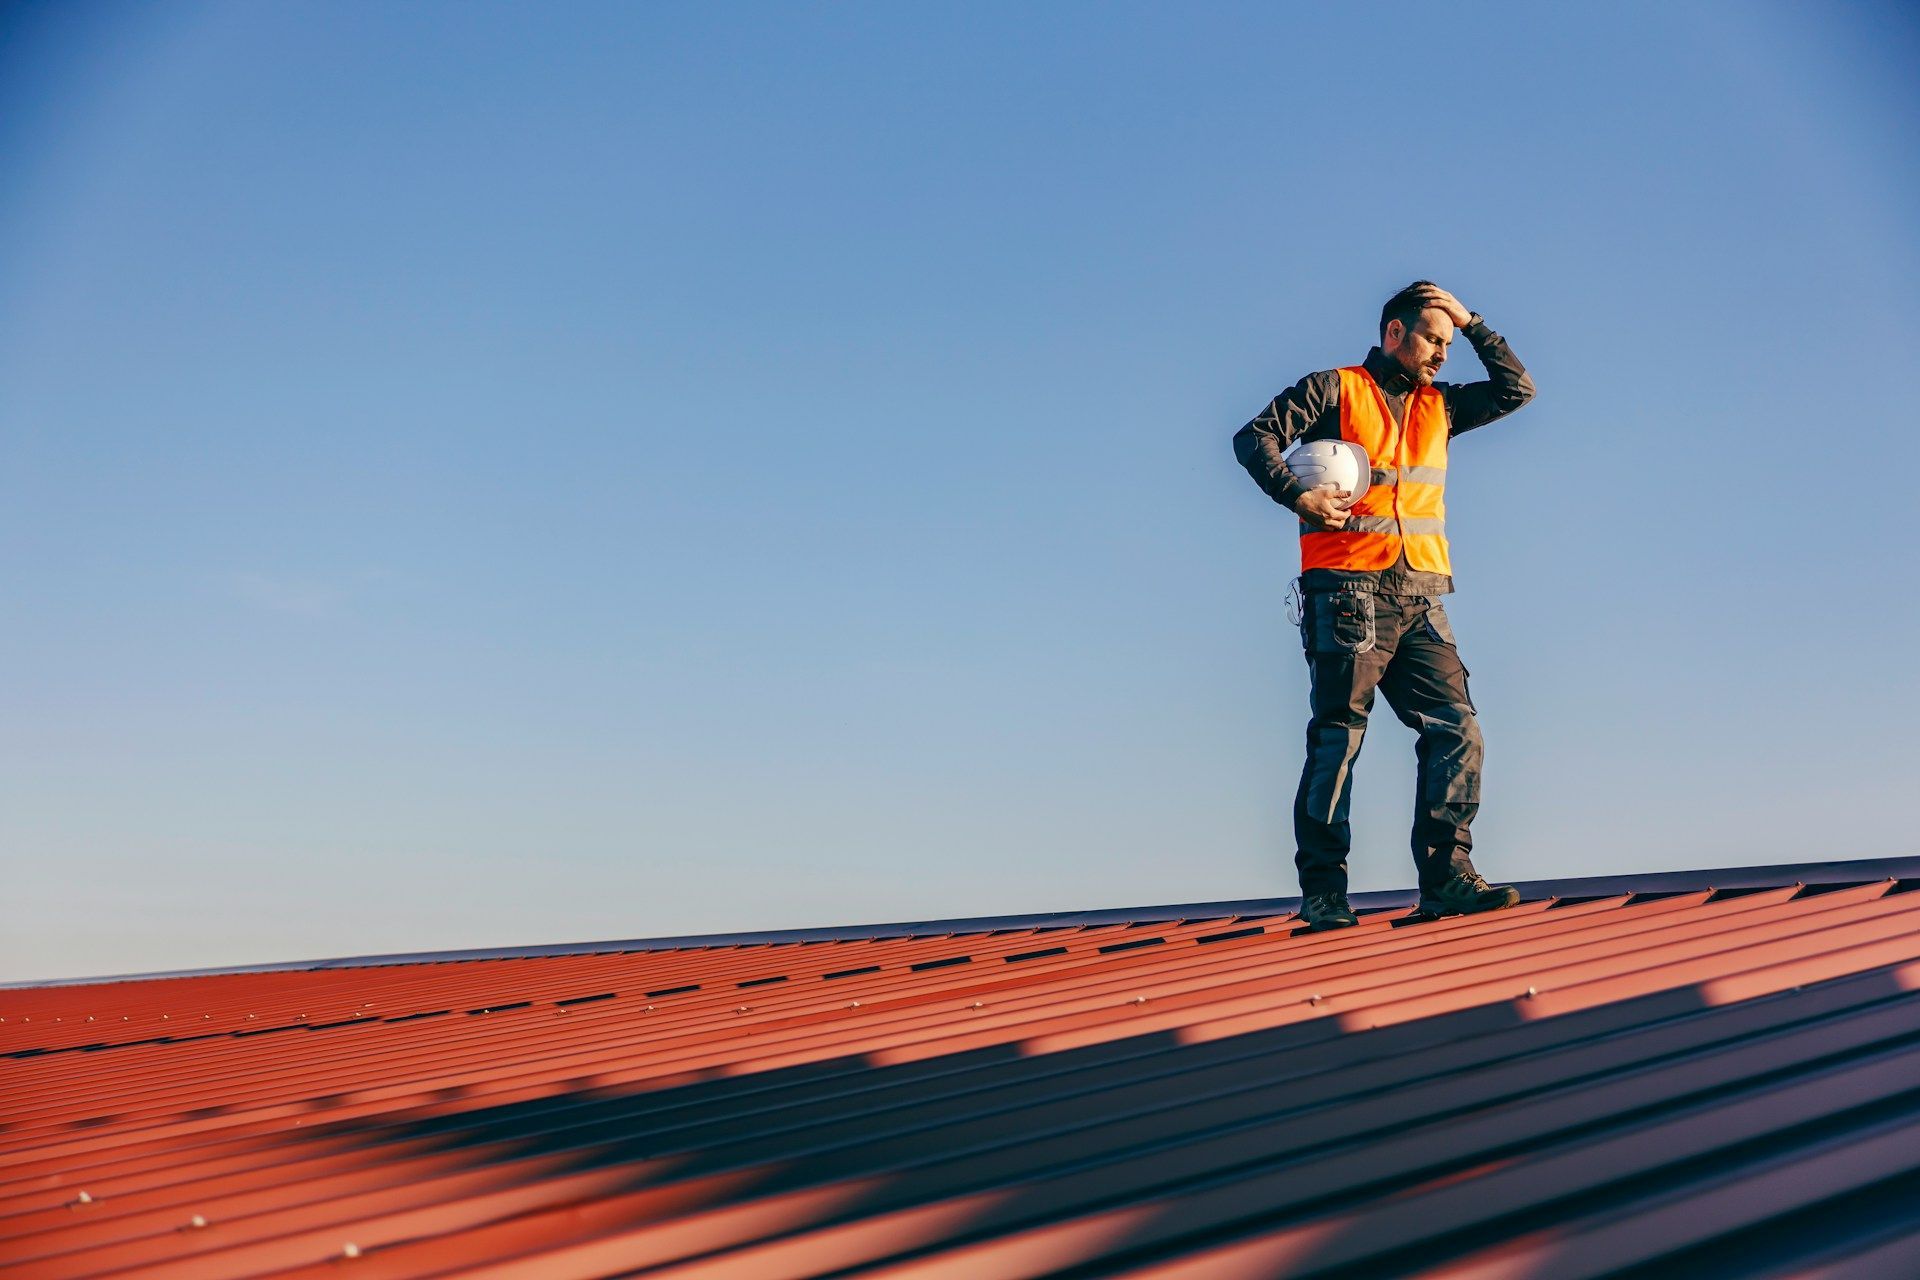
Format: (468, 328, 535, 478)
(1305, 590, 1376, 656)
(1418, 600, 1475, 713)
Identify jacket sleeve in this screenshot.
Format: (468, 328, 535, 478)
(1233, 369, 1340, 512)
(1440, 317, 1536, 437)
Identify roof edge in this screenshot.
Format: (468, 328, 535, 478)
(10, 852, 1918, 990)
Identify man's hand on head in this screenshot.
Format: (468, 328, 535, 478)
(1296, 485, 1352, 531)
(1411, 284, 1473, 328)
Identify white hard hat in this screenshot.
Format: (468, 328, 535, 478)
(1282, 439, 1370, 507)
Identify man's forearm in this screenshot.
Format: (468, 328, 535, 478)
(1445, 317, 1536, 436)
(1234, 371, 1333, 510)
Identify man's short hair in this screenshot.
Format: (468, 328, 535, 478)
(1379, 281, 1435, 342)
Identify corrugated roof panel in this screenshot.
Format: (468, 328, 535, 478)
(3, 858, 1918, 1277)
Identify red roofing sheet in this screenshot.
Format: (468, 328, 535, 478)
(4, 858, 1919, 1278)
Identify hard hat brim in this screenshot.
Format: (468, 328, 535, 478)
(1330, 441, 1370, 507)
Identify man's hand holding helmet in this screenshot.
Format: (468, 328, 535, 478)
(1283, 439, 1370, 532)
(1296, 485, 1353, 531)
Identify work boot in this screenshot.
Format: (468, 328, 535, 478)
(1298, 891, 1359, 931)
(1416, 870, 1520, 920)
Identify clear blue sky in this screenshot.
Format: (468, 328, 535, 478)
(3, 1, 1915, 983)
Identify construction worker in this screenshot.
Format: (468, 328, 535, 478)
(1233, 281, 1536, 930)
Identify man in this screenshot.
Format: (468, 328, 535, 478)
(1233, 281, 1536, 930)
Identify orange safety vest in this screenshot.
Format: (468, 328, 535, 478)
(1298, 365, 1451, 575)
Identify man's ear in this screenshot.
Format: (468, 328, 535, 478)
(1383, 318, 1404, 349)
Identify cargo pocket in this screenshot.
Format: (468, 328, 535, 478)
(1309, 590, 1376, 656)
(1421, 601, 1476, 713)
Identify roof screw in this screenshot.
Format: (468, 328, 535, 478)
(70, 1191, 95, 1207)
(1524, 986, 1537, 998)
(1306, 994, 1323, 1005)
(847, 1001, 861, 1009)
(1129, 996, 1148, 1005)
(644, 1004, 655, 1012)
(341, 1242, 362, 1259)
(186, 1214, 209, 1230)
(87, 1016, 95, 1022)
(969, 1002, 985, 1010)
(734, 1006, 750, 1014)
(556, 1009, 569, 1016)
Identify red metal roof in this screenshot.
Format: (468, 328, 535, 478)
(5, 856, 1920, 1278)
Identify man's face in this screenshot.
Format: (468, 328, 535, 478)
(1385, 308, 1455, 386)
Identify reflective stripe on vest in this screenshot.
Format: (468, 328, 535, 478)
(1300, 515, 1446, 536)
(1367, 464, 1448, 488)
(1299, 366, 1453, 575)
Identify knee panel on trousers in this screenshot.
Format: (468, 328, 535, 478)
(1411, 704, 1483, 806)
(1302, 721, 1368, 824)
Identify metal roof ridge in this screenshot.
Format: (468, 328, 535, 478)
(8, 852, 1916, 990)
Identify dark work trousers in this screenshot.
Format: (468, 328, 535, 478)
(1294, 588, 1484, 896)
